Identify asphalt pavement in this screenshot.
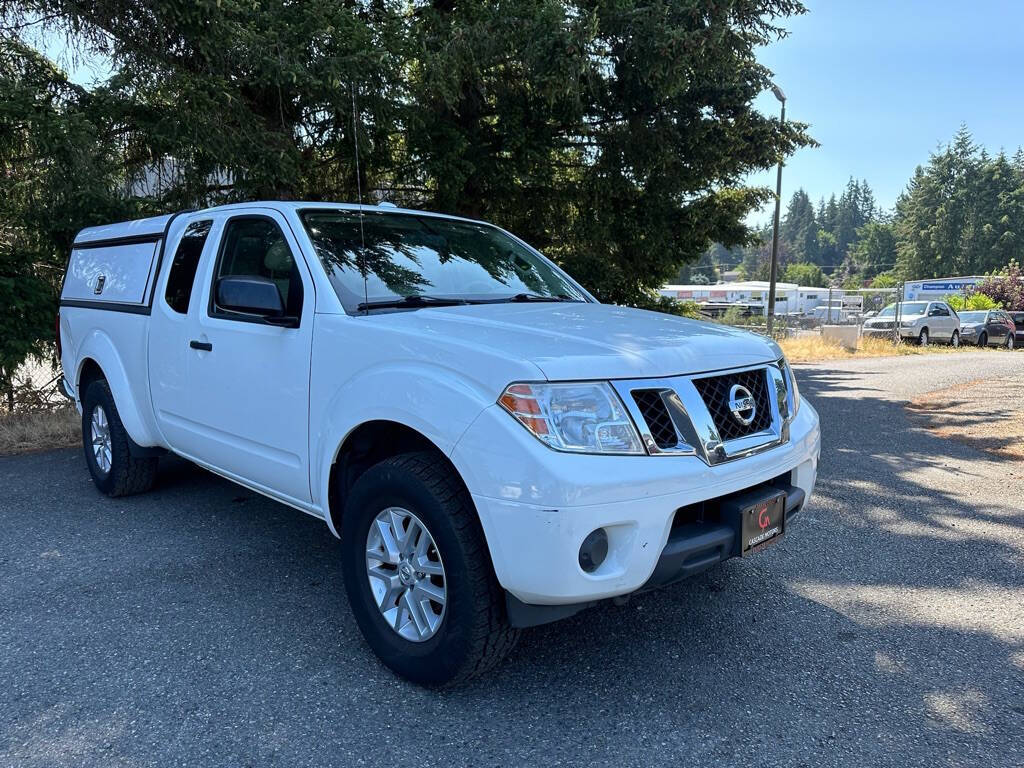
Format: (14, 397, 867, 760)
(2, 350, 1023, 767)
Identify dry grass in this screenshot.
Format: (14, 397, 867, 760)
(907, 377, 1024, 459)
(779, 334, 987, 364)
(0, 407, 80, 456)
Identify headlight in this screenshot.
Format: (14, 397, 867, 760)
(498, 382, 644, 454)
(777, 358, 801, 419)
(900, 321, 915, 328)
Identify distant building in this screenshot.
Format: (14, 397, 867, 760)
(902, 276, 987, 301)
(659, 281, 835, 315)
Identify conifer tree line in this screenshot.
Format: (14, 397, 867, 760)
(2, 0, 813, 405)
(689, 127, 1024, 292)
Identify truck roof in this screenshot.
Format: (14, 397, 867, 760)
(72, 201, 473, 247)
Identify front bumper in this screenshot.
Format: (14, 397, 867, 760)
(863, 326, 920, 340)
(451, 397, 820, 611)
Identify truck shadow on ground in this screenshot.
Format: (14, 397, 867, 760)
(1, 367, 1021, 766)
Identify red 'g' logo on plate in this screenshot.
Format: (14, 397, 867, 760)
(758, 507, 771, 530)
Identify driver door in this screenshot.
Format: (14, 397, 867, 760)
(178, 210, 315, 504)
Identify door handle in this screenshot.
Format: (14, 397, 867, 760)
(189, 340, 213, 352)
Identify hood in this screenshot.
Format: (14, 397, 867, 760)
(872, 311, 923, 323)
(365, 302, 779, 380)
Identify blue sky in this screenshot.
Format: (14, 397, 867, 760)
(747, 0, 1024, 223)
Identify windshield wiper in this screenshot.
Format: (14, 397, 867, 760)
(485, 293, 577, 304)
(357, 295, 471, 312)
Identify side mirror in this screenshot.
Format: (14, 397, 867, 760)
(215, 276, 295, 326)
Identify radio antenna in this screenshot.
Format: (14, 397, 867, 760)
(351, 82, 369, 314)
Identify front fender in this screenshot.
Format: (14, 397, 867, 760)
(74, 328, 162, 448)
(311, 360, 497, 533)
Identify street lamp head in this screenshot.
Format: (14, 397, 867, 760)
(771, 85, 786, 103)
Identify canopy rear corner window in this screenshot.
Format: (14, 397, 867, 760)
(300, 210, 587, 313)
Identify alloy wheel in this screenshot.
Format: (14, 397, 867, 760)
(365, 507, 447, 642)
(90, 405, 112, 475)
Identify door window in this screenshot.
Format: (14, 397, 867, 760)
(165, 220, 213, 314)
(211, 217, 304, 320)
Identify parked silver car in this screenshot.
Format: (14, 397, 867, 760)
(861, 301, 961, 346)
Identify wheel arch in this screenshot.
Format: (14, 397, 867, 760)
(73, 330, 162, 448)
(325, 419, 474, 538)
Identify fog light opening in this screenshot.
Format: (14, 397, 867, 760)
(578, 528, 609, 573)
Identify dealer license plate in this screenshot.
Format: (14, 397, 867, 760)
(740, 491, 786, 556)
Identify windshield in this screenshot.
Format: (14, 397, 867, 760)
(301, 210, 588, 312)
(878, 302, 928, 317)
(958, 311, 988, 323)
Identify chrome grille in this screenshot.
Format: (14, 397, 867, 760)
(631, 390, 677, 449)
(612, 362, 789, 466)
(692, 368, 772, 442)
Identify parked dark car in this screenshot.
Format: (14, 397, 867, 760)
(1010, 311, 1024, 347)
(958, 309, 1017, 349)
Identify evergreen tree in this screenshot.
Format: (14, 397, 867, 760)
(5, 0, 814, 312)
(781, 189, 819, 264)
(849, 220, 897, 278)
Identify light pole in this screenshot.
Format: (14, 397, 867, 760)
(766, 84, 786, 336)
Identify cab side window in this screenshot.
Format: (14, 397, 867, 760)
(211, 217, 304, 320)
(165, 220, 213, 314)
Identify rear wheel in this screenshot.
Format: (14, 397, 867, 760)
(1006, 333, 1015, 350)
(950, 330, 960, 348)
(977, 332, 988, 347)
(81, 379, 158, 497)
(340, 451, 518, 686)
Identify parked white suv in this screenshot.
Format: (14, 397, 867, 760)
(862, 300, 961, 346)
(58, 202, 820, 685)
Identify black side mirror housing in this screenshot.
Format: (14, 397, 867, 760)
(216, 276, 288, 319)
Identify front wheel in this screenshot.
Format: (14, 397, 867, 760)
(81, 379, 158, 496)
(977, 332, 988, 347)
(918, 328, 929, 346)
(340, 451, 518, 686)
(950, 330, 960, 348)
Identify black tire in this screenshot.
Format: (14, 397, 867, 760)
(340, 451, 518, 686)
(1006, 333, 1015, 350)
(950, 330, 960, 348)
(81, 379, 158, 497)
(977, 332, 987, 347)
(918, 328, 929, 346)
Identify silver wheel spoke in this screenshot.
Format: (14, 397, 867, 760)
(90, 405, 112, 474)
(365, 506, 446, 643)
(413, 580, 445, 606)
(369, 519, 401, 565)
(414, 556, 444, 576)
(401, 590, 429, 636)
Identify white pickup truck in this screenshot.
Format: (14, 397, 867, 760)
(58, 201, 820, 685)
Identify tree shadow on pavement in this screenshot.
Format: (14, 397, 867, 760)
(1, 365, 1022, 767)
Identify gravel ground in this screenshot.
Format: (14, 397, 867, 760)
(1, 350, 1022, 767)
